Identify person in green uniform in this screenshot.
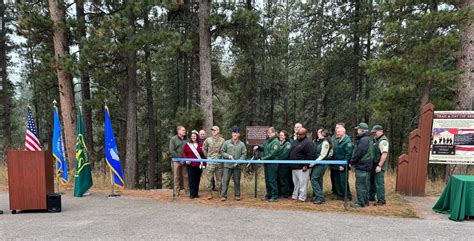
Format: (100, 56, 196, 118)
(370, 125, 389, 206)
(309, 128, 332, 205)
(332, 124, 353, 201)
(277, 130, 292, 199)
(350, 122, 374, 208)
(203, 126, 225, 200)
(169, 125, 189, 196)
(330, 123, 345, 196)
(220, 127, 247, 201)
(253, 127, 280, 202)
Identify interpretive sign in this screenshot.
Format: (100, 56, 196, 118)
(429, 111, 474, 165)
(246, 126, 269, 145)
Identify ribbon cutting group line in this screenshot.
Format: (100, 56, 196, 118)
(172, 158, 348, 165)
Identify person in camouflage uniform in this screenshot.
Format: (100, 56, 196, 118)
(203, 125, 225, 200)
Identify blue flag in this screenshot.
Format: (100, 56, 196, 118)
(104, 105, 125, 188)
(53, 105, 69, 185)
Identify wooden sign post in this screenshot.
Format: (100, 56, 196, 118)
(396, 103, 434, 196)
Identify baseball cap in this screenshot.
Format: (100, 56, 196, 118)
(371, 125, 383, 133)
(231, 127, 240, 133)
(211, 126, 220, 131)
(354, 122, 369, 130)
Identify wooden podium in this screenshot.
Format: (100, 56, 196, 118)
(7, 150, 54, 213)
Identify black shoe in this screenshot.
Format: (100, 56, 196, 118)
(0, 210, 3, 215)
(369, 197, 376, 202)
(313, 200, 324, 205)
(374, 201, 386, 206)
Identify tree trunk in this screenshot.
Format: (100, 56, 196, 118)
(75, 0, 95, 170)
(144, 11, 157, 190)
(312, 1, 324, 130)
(454, 0, 473, 111)
(48, 0, 77, 168)
(419, 79, 432, 111)
(199, 0, 213, 132)
(0, 0, 11, 153)
(419, 2, 437, 111)
(364, 1, 373, 123)
(446, 0, 473, 181)
(351, 0, 361, 128)
(124, 1, 138, 188)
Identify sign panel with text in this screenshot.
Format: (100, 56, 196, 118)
(429, 111, 474, 165)
(246, 126, 269, 145)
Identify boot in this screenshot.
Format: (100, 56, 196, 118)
(207, 191, 213, 200)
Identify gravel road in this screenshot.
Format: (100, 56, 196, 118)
(0, 191, 473, 240)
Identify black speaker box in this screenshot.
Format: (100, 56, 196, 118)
(47, 193, 62, 212)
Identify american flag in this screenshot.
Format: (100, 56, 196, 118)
(25, 107, 42, 151)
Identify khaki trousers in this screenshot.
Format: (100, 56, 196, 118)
(173, 162, 189, 193)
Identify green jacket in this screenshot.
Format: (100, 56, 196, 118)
(169, 135, 187, 158)
(220, 139, 247, 168)
(275, 141, 291, 160)
(257, 136, 280, 161)
(331, 134, 353, 170)
(203, 136, 225, 159)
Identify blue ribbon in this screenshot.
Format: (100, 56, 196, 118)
(172, 158, 348, 165)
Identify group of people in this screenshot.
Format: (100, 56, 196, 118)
(169, 121, 389, 208)
(169, 125, 246, 201)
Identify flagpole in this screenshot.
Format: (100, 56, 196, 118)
(110, 169, 114, 195)
(107, 168, 120, 198)
(105, 100, 120, 198)
(53, 100, 61, 194)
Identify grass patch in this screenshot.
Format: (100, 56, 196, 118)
(399, 208, 418, 218)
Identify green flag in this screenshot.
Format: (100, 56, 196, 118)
(74, 108, 93, 197)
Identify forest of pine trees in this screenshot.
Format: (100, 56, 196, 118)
(0, 0, 472, 188)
